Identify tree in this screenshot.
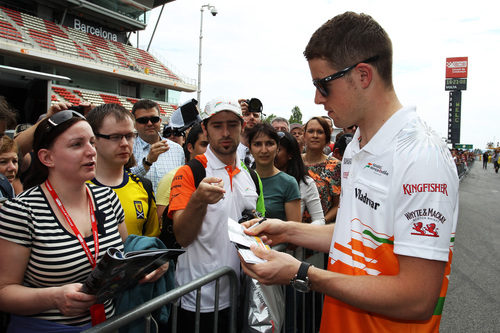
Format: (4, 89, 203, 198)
(289, 106, 302, 124)
(263, 113, 277, 124)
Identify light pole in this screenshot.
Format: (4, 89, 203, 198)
(197, 4, 217, 107)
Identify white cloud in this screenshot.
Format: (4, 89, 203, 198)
(135, 0, 500, 150)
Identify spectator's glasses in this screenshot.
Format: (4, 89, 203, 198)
(47, 110, 85, 128)
(135, 116, 161, 124)
(313, 55, 379, 97)
(95, 132, 137, 142)
(163, 127, 185, 138)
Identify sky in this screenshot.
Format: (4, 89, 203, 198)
(132, 0, 500, 150)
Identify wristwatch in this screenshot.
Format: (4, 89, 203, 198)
(142, 157, 152, 167)
(290, 262, 312, 293)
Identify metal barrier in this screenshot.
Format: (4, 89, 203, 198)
(83, 266, 238, 333)
(277, 244, 324, 333)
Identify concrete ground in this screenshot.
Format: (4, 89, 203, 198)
(440, 161, 500, 332)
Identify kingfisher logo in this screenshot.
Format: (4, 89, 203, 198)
(344, 158, 352, 165)
(364, 163, 389, 176)
(403, 183, 448, 196)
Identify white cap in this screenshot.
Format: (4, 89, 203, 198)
(201, 98, 242, 120)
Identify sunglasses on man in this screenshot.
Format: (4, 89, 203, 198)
(312, 55, 379, 97)
(135, 116, 161, 124)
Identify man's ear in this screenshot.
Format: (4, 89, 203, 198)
(38, 148, 55, 168)
(201, 122, 208, 137)
(356, 63, 373, 89)
(187, 143, 195, 154)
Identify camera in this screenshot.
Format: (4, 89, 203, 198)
(245, 98, 263, 113)
(238, 209, 263, 224)
(210, 8, 218, 16)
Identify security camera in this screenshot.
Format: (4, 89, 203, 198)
(210, 8, 218, 16)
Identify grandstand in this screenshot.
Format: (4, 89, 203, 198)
(0, 0, 195, 124)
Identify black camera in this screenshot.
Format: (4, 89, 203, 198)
(238, 209, 263, 224)
(245, 98, 263, 113)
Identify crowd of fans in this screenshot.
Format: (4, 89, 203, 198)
(0, 11, 468, 333)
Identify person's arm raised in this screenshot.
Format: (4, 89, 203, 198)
(173, 177, 225, 247)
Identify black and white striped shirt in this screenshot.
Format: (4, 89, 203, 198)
(0, 184, 125, 326)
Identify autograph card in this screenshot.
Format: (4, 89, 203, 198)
(228, 217, 270, 263)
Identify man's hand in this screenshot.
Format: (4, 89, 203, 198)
(193, 177, 225, 205)
(243, 218, 288, 246)
(238, 99, 249, 113)
(147, 139, 170, 164)
(240, 245, 300, 285)
(46, 102, 72, 118)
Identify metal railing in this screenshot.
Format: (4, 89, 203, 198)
(83, 266, 238, 333)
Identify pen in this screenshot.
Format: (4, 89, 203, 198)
(249, 217, 266, 230)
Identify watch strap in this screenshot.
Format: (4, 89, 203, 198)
(296, 261, 311, 280)
(143, 157, 152, 167)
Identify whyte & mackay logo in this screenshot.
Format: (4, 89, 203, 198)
(404, 208, 446, 224)
(364, 162, 389, 176)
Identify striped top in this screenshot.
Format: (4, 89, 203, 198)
(0, 184, 125, 326)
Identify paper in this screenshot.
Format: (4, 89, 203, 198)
(228, 217, 270, 263)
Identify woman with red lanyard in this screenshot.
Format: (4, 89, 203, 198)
(0, 110, 168, 332)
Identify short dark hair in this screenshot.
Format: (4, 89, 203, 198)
(86, 103, 133, 134)
(304, 116, 332, 146)
(304, 11, 393, 88)
(247, 123, 280, 147)
(334, 133, 353, 157)
(132, 99, 159, 116)
(184, 123, 204, 162)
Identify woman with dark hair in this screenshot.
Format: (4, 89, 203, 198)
(274, 131, 325, 224)
(248, 123, 301, 222)
(0, 110, 167, 331)
(302, 116, 341, 224)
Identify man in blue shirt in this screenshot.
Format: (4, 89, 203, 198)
(131, 99, 185, 191)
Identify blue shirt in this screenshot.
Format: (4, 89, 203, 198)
(131, 135, 185, 192)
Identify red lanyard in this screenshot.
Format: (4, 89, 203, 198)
(45, 180, 99, 268)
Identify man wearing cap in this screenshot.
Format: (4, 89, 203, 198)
(131, 99, 185, 191)
(237, 98, 263, 168)
(168, 98, 265, 332)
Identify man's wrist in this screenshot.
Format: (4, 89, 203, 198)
(143, 157, 153, 167)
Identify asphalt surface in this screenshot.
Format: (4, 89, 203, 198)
(440, 161, 500, 332)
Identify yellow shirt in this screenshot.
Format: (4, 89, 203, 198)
(90, 171, 160, 237)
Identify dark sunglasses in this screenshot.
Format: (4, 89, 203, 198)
(95, 132, 137, 142)
(135, 116, 161, 124)
(313, 55, 379, 97)
(47, 110, 85, 127)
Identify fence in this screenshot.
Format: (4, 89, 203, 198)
(83, 266, 238, 333)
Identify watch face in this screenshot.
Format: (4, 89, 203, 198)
(292, 279, 310, 293)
